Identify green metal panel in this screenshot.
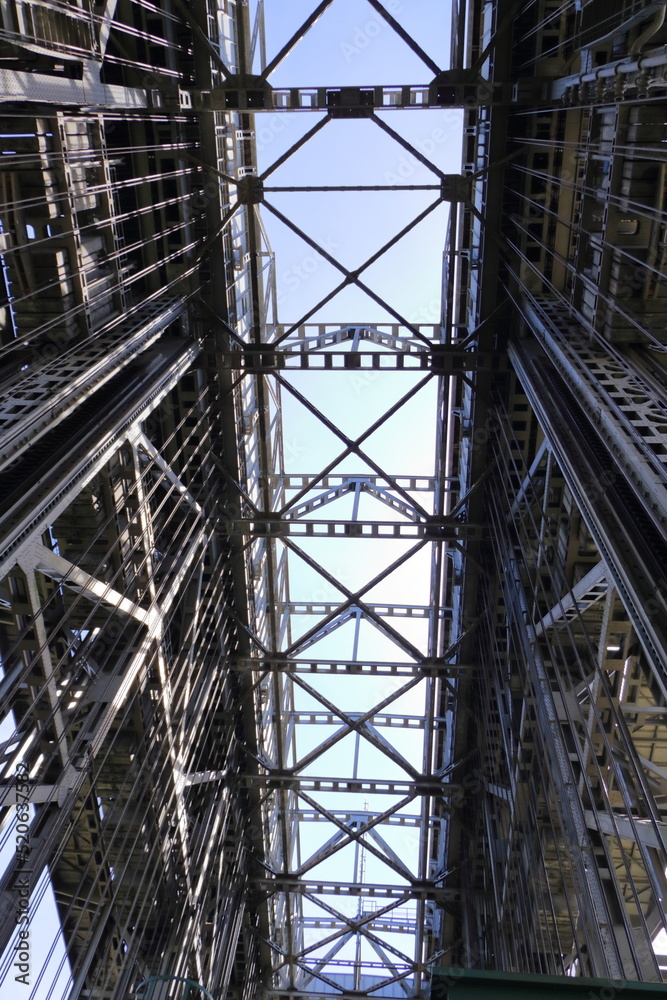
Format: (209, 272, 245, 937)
(433, 969, 667, 1000)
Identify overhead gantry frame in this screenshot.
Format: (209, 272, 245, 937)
(180, 3, 487, 998)
(0, 0, 486, 996)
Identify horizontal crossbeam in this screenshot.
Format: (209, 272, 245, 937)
(300, 915, 417, 933)
(287, 711, 445, 729)
(295, 810, 438, 827)
(223, 518, 484, 540)
(253, 877, 456, 902)
(276, 603, 450, 618)
(233, 657, 472, 676)
(216, 348, 492, 372)
(240, 775, 455, 796)
(266, 474, 445, 491)
(187, 79, 505, 113)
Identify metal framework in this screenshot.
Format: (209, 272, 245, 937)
(444, 0, 667, 982)
(0, 1, 667, 999)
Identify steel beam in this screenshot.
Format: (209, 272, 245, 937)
(216, 346, 489, 371)
(233, 657, 471, 676)
(0, 65, 146, 108)
(223, 517, 482, 540)
(0, 342, 201, 575)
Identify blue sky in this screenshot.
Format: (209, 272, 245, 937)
(248, 0, 461, 987)
(254, 0, 451, 86)
(253, 0, 462, 325)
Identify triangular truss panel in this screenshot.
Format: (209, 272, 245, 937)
(202, 5, 471, 997)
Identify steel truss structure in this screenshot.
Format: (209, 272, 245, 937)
(0, 1, 667, 999)
(446, 0, 667, 984)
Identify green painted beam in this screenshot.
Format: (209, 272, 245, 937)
(433, 968, 667, 1000)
